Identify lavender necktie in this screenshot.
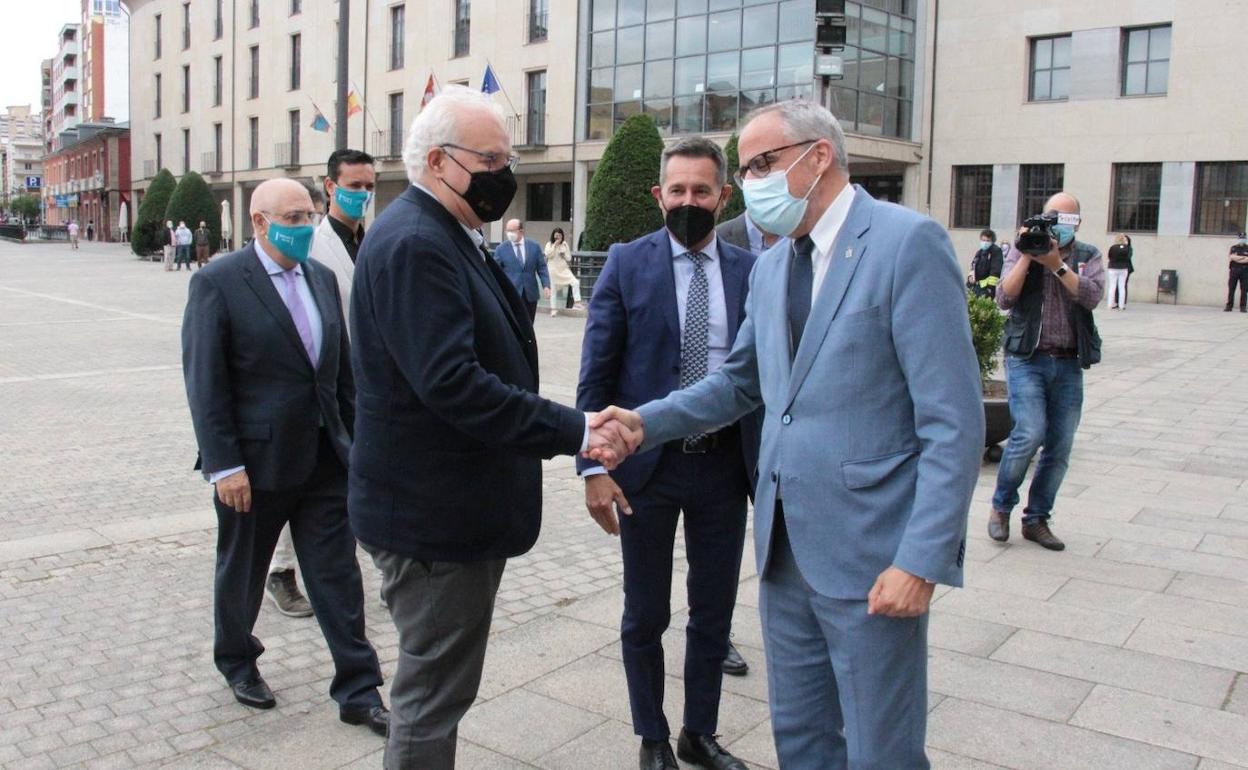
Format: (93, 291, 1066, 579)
(280, 270, 317, 364)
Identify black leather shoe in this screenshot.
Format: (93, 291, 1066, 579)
(987, 509, 1009, 542)
(722, 639, 749, 676)
(677, 729, 747, 770)
(639, 739, 678, 770)
(231, 677, 276, 709)
(1022, 521, 1066, 551)
(340, 704, 390, 737)
(1225, 305, 1234, 312)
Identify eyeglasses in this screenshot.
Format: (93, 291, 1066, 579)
(733, 140, 817, 185)
(263, 210, 321, 226)
(440, 143, 520, 172)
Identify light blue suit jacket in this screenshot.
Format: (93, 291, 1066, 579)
(637, 187, 984, 599)
(493, 237, 550, 303)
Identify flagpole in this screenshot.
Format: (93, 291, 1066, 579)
(352, 79, 383, 135)
(485, 59, 522, 120)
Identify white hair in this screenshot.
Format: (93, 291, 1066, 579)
(743, 100, 849, 174)
(403, 86, 505, 184)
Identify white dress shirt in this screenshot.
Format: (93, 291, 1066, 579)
(805, 183, 857, 306)
(669, 233, 732, 375)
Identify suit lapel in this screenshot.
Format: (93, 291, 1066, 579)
(785, 189, 873, 408)
(656, 232, 681, 342)
(240, 245, 315, 372)
(719, 242, 744, 338)
(304, 261, 337, 370)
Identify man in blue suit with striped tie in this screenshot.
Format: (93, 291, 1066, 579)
(494, 219, 550, 322)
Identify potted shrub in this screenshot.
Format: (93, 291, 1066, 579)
(967, 294, 1011, 460)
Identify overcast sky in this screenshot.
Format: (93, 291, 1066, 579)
(0, 0, 89, 111)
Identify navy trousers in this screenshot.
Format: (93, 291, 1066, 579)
(618, 438, 749, 741)
(213, 431, 383, 710)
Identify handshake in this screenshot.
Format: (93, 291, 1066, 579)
(582, 407, 645, 470)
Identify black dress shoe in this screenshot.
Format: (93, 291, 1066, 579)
(722, 640, 749, 676)
(231, 677, 276, 709)
(987, 509, 1009, 542)
(639, 739, 678, 770)
(340, 704, 390, 738)
(1022, 521, 1065, 551)
(677, 729, 747, 770)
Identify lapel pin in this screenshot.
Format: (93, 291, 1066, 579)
(845, 247, 854, 260)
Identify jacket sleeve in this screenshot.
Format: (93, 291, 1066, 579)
(535, 242, 551, 289)
(575, 246, 628, 474)
(182, 272, 241, 476)
(888, 219, 984, 586)
(374, 233, 584, 457)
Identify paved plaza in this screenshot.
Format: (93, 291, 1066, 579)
(1, 239, 1247, 770)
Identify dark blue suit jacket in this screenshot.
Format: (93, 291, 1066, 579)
(493, 237, 550, 303)
(348, 186, 584, 561)
(576, 228, 760, 496)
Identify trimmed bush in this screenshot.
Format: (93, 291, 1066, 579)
(165, 171, 220, 255)
(580, 114, 664, 251)
(967, 293, 1006, 386)
(132, 169, 176, 256)
(721, 133, 745, 223)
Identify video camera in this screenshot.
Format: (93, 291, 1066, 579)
(1015, 210, 1080, 256)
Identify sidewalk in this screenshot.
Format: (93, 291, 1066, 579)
(1, 241, 1246, 769)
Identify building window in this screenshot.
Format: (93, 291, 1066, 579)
(1029, 35, 1071, 102)
(1017, 164, 1065, 224)
(249, 0, 260, 29)
(288, 109, 300, 166)
(527, 182, 556, 221)
(560, 181, 572, 221)
(213, 122, 223, 172)
(290, 34, 302, 91)
(215, 0, 224, 40)
(154, 13, 162, 59)
(528, 0, 548, 43)
(249, 46, 260, 99)
(291, 0, 301, 15)
(390, 5, 405, 70)
(182, 65, 190, 113)
(182, 2, 191, 50)
(154, 73, 162, 118)
(454, 0, 471, 57)
(248, 117, 259, 169)
(1110, 163, 1161, 232)
(388, 92, 404, 157)
(951, 165, 993, 229)
(182, 128, 190, 173)
(1193, 161, 1248, 236)
(213, 56, 223, 106)
(155, 133, 162, 171)
(526, 70, 547, 145)
(1122, 25, 1170, 96)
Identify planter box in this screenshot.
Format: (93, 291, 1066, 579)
(983, 378, 1012, 448)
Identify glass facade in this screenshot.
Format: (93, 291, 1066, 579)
(586, 0, 915, 141)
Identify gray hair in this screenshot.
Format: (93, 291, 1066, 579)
(402, 85, 505, 183)
(659, 136, 728, 188)
(743, 100, 848, 174)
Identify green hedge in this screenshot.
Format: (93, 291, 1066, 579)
(721, 133, 745, 223)
(131, 169, 176, 256)
(165, 171, 219, 255)
(580, 114, 664, 251)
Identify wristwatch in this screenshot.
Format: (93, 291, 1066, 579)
(1053, 265, 1069, 277)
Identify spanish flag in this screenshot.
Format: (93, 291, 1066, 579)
(346, 90, 363, 118)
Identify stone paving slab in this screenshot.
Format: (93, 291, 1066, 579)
(3, 243, 1248, 769)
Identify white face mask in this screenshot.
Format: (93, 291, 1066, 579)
(507, 232, 521, 243)
(741, 143, 822, 238)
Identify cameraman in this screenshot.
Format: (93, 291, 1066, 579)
(1226, 232, 1248, 312)
(987, 192, 1104, 553)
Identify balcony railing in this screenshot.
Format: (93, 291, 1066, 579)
(371, 130, 403, 160)
(508, 112, 548, 149)
(143, 160, 156, 178)
(274, 141, 300, 168)
(202, 151, 221, 174)
(526, 10, 548, 43)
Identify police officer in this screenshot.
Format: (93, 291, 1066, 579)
(1226, 232, 1248, 313)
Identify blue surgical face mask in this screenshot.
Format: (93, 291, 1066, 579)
(1052, 224, 1076, 247)
(979, 241, 991, 251)
(333, 186, 373, 220)
(263, 216, 315, 264)
(741, 143, 822, 238)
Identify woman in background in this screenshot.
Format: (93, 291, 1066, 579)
(1106, 234, 1133, 309)
(545, 228, 582, 316)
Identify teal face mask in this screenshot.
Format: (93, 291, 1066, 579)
(333, 186, 373, 220)
(263, 216, 315, 263)
(979, 241, 992, 252)
(1052, 224, 1076, 247)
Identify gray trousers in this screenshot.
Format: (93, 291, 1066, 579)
(366, 546, 505, 770)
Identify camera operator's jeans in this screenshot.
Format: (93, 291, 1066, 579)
(991, 354, 1084, 525)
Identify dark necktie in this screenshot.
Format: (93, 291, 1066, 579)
(681, 251, 710, 443)
(787, 235, 815, 358)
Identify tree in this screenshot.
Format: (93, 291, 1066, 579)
(580, 114, 664, 251)
(132, 168, 177, 256)
(8, 194, 40, 223)
(164, 171, 219, 256)
(721, 133, 745, 223)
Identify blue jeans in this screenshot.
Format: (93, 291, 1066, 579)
(991, 353, 1084, 525)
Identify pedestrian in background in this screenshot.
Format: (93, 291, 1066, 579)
(175, 221, 194, 271)
(162, 220, 176, 271)
(1226, 232, 1248, 312)
(495, 219, 551, 322)
(195, 221, 211, 269)
(1106, 234, 1133, 310)
(67, 220, 79, 250)
(544, 227, 581, 316)
(86, 220, 95, 241)
(968, 228, 1004, 299)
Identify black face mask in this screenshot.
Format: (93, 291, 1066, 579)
(665, 204, 717, 248)
(443, 153, 518, 223)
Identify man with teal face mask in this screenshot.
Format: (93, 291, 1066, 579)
(182, 178, 390, 739)
(312, 149, 376, 314)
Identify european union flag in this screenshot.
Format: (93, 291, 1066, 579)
(310, 112, 331, 133)
(481, 65, 501, 95)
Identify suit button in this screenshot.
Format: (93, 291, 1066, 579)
(782, 414, 792, 425)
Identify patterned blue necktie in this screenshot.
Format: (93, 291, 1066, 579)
(681, 251, 710, 443)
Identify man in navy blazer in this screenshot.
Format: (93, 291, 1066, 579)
(593, 101, 983, 769)
(494, 218, 550, 322)
(577, 137, 758, 770)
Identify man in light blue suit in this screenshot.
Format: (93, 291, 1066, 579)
(591, 100, 983, 769)
(494, 218, 551, 322)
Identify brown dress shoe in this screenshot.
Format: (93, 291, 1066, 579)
(1022, 521, 1065, 551)
(987, 510, 1009, 542)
